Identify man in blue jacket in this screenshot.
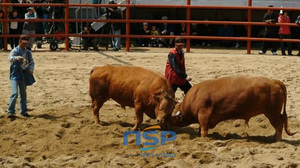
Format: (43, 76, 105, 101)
(8, 35, 35, 118)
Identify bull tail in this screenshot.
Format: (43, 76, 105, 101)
(89, 67, 96, 109)
(278, 81, 297, 136)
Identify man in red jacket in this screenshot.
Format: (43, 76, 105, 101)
(278, 10, 292, 56)
(165, 37, 192, 94)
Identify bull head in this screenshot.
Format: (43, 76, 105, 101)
(165, 102, 184, 129)
(152, 89, 177, 124)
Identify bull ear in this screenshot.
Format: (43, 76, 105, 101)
(153, 91, 163, 102)
(153, 94, 161, 102)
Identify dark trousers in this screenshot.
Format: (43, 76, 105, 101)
(9, 29, 19, 49)
(172, 81, 192, 94)
(279, 34, 292, 55)
(261, 33, 277, 53)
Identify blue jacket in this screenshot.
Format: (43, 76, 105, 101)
(9, 46, 34, 81)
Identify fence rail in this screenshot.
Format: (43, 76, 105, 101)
(0, 0, 299, 53)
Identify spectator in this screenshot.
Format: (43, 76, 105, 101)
(16, 0, 29, 34)
(9, 9, 20, 49)
(81, 24, 98, 51)
(0, 10, 4, 50)
(176, 23, 187, 36)
(43, 0, 52, 34)
(34, 0, 44, 41)
(7, 35, 35, 118)
(107, 0, 122, 51)
(199, 20, 214, 47)
(258, 5, 278, 55)
(159, 16, 175, 48)
(22, 7, 37, 50)
(191, 23, 200, 47)
(150, 24, 159, 47)
(137, 22, 150, 47)
(165, 37, 192, 94)
(234, 24, 247, 48)
(296, 15, 300, 56)
(278, 10, 292, 56)
(218, 24, 235, 47)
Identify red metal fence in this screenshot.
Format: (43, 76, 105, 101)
(0, 0, 299, 53)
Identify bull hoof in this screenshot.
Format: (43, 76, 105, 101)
(132, 126, 138, 131)
(95, 120, 101, 125)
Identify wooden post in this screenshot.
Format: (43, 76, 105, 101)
(3, 0, 8, 51)
(126, 0, 130, 51)
(247, 0, 252, 54)
(65, 0, 69, 51)
(186, 0, 191, 52)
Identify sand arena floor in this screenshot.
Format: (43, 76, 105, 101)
(0, 47, 299, 167)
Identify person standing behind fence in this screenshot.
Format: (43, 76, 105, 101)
(296, 15, 300, 56)
(258, 5, 278, 55)
(159, 16, 175, 48)
(9, 9, 20, 50)
(278, 10, 292, 56)
(43, 0, 52, 34)
(34, 0, 45, 38)
(16, 0, 29, 34)
(165, 37, 192, 94)
(22, 7, 37, 50)
(107, 0, 122, 51)
(0, 10, 4, 50)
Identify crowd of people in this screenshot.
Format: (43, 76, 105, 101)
(136, 6, 299, 56)
(0, 2, 299, 55)
(0, 0, 65, 50)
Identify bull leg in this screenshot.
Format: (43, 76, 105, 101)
(93, 100, 104, 125)
(198, 113, 209, 138)
(133, 102, 144, 131)
(265, 112, 283, 142)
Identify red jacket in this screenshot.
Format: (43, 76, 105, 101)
(278, 15, 291, 35)
(165, 48, 187, 85)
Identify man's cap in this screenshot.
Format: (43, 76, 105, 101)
(162, 16, 168, 20)
(109, 0, 115, 4)
(27, 7, 34, 11)
(20, 35, 29, 42)
(175, 37, 185, 45)
(143, 22, 148, 26)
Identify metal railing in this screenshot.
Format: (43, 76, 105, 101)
(0, 0, 299, 53)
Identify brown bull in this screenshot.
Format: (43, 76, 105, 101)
(89, 65, 176, 130)
(166, 76, 297, 141)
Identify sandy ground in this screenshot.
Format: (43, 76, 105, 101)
(0, 47, 299, 168)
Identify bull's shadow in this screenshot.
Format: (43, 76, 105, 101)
(209, 132, 300, 146)
(168, 126, 199, 140)
(34, 114, 60, 121)
(169, 126, 300, 146)
(100, 121, 153, 130)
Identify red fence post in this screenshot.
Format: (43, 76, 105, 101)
(65, 0, 69, 51)
(186, 0, 191, 52)
(3, 0, 8, 51)
(247, 0, 252, 54)
(126, 0, 130, 51)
